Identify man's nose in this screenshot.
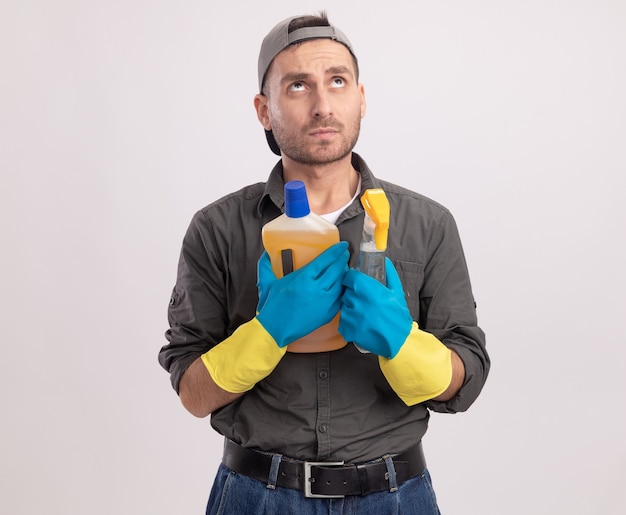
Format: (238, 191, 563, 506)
(311, 88, 332, 118)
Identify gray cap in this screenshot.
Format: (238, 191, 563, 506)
(257, 15, 357, 155)
(258, 16, 356, 93)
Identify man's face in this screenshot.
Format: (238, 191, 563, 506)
(258, 39, 366, 166)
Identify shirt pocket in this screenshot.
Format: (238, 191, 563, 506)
(390, 259, 424, 320)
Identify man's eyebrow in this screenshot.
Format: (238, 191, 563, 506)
(281, 72, 312, 85)
(327, 65, 353, 77)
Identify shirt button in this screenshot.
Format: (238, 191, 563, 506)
(318, 424, 328, 433)
(319, 371, 328, 379)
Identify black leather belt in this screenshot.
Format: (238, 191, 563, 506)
(222, 438, 427, 498)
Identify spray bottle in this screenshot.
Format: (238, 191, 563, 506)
(261, 180, 347, 353)
(356, 188, 390, 353)
(358, 188, 390, 284)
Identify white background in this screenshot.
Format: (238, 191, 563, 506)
(2, 1, 625, 513)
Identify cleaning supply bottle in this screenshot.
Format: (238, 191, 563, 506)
(356, 188, 390, 353)
(358, 188, 390, 284)
(261, 180, 347, 353)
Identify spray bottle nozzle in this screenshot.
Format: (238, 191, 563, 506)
(360, 188, 390, 250)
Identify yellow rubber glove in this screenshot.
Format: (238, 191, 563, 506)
(379, 322, 453, 406)
(201, 318, 286, 393)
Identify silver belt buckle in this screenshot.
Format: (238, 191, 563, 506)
(304, 461, 345, 498)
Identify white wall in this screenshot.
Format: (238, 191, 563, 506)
(2, 1, 624, 513)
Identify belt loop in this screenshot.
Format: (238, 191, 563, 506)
(266, 454, 283, 490)
(383, 454, 398, 492)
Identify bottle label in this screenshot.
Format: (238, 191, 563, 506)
(280, 249, 294, 276)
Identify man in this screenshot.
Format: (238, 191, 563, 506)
(159, 12, 489, 514)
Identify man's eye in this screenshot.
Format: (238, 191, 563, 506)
(289, 82, 306, 92)
(331, 77, 346, 88)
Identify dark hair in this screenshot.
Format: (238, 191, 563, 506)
(287, 11, 331, 32)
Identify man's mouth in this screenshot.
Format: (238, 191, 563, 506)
(309, 128, 339, 138)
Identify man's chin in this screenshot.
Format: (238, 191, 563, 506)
(284, 143, 355, 167)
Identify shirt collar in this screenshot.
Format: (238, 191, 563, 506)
(256, 152, 382, 219)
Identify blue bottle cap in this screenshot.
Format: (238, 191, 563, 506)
(284, 180, 310, 218)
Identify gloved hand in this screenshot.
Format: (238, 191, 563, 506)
(339, 258, 453, 405)
(257, 241, 349, 347)
(339, 258, 413, 358)
(202, 242, 349, 394)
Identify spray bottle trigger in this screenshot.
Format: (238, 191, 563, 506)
(361, 189, 390, 250)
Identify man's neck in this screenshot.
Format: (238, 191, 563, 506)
(282, 154, 360, 215)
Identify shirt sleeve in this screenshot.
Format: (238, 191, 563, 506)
(419, 210, 490, 414)
(157, 210, 228, 393)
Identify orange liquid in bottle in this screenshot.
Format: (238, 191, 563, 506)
(261, 183, 347, 353)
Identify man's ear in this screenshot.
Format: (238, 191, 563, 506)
(359, 84, 367, 119)
(254, 94, 272, 130)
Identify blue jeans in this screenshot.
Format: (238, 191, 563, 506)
(206, 463, 441, 514)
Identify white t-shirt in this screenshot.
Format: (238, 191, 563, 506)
(319, 175, 362, 224)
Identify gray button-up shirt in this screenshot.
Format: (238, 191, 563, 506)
(159, 153, 489, 463)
